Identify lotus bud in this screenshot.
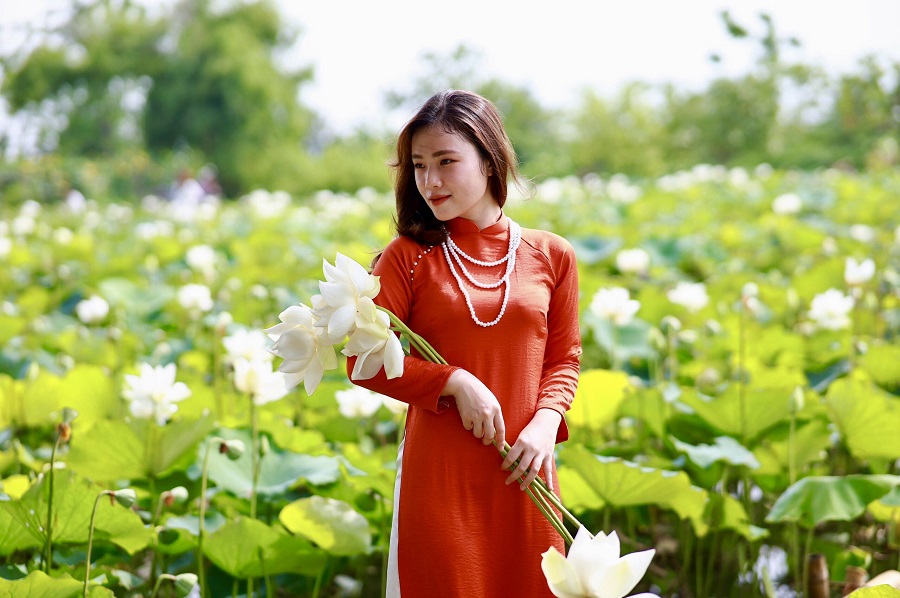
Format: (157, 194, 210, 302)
(647, 327, 666, 352)
(174, 573, 199, 598)
(56, 422, 72, 443)
(742, 282, 759, 298)
(704, 319, 722, 336)
(112, 489, 137, 508)
(260, 435, 271, 457)
(164, 486, 189, 507)
(61, 407, 79, 424)
(790, 387, 805, 414)
(219, 439, 245, 460)
(660, 315, 682, 334)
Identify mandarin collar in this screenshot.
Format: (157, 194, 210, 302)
(446, 212, 509, 235)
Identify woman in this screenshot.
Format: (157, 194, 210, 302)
(347, 90, 581, 597)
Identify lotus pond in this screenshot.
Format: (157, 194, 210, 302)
(1, 165, 900, 597)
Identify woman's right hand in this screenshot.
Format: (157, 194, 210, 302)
(442, 369, 506, 449)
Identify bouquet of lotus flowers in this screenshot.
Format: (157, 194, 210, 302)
(265, 253, 656, 597)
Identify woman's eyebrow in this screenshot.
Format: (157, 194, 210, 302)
(411, 149, 458, 159)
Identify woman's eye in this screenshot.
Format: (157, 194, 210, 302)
(440, 159, 453, 165)
(413, 163, 424, 169)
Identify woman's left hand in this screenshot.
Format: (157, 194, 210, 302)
(501, 409, 562, 491)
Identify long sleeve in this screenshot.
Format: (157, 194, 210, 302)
(535, 236, 582, 443)
(345, 237, 459, 411)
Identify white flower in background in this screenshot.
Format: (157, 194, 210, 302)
(821, 236, 838, 256)
(12, 215, 35, 236)
(185, 244, 217, 275)
(312, 253, 381, 342)
(53, 227, 74, 245)
(0, 236, 11, 259)
(537, 178, 564, 204)
(382, 395, 409, 415)
(772, 193, 801, 215)
(667, 282, 709, 313)
(741, 283, 762, 316)
(755, 163, 774, 179)
(808, 289, 854, 330)
(615, 249, 650, 275)
(848, 224, 875, 243)
(122, 363, 192, 425)
(20, 199, 42, 217)
(844, 257, 875, 286)
(342, 298, 404, 381)
(335, 386, 385, 418)
(232, 357, 288, 405)
(728, 167, 749, 187)
(266, 304, 338, 395)
(243, 189, 292, 219)
(223, 327, 272, 363)
(589, 288, 640, 326)
(541, 526, 657, 598)
(75, 295, 110, 324)
(606, 174, 642, 204)
(177, 283, 214, 313)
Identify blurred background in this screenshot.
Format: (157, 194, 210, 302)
(1, 0, 898, 203)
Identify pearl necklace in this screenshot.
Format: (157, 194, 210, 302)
(441, 219, 522, 327)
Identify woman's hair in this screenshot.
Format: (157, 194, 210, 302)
(390, 90, 520, 246)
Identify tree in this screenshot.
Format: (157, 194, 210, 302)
(1, 0, 317, 196)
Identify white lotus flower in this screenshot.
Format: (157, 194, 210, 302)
(666, 282, 709, 313)
(313, 253, 381, 342)
(589, 288, 640, 326)
(266, 304, 338, 395)
(0, 236, 11, 259)
(335, 386, 385, 418)
(844, 257, 875, 286)
(223, 328, 273, 363)
(177, 283, 214, 313)
(808, 289, 854, 330)
(541, 526, 657, 598)
(615, 249, 650, 275)
(382, 395, 409, 415)
(848, 224, 875, 243)
(341, 297, 404, 381)
(186, 244, 217, 275)
(772, 193, 801, 215)
(75, 295, 110, 324)
(232, 357, 289, 405)
(122, 363, 192, 425)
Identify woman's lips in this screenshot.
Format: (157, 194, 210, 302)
(429, 195, 450, 206)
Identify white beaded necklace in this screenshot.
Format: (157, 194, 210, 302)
(441, 219, 522, 327)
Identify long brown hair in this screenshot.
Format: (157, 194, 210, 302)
(390, 90, 520, 246)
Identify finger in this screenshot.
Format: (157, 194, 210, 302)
(501, 443, 522, 471)
(494, 414, 506, 450)
(463, 418, 474, 431)
(544, 459, 554, 490)
(472, 420, 484, 439)
(506, 453, 531, 486)
(482, 419, 496, 446)
(520, 456, 542, 490)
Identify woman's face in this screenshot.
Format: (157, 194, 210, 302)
(411, 126, 499, 228)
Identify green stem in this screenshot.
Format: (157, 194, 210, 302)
(83, 491, 110, 597)
(250, 398, 260, 520)
(44, 433, 63, 573)
(312, 556, 329, 598)
(232, 578, 239, 598)
(213, 326, 224, 419)
(525, 485, 570, 544)
(379, 494, 387, 598)
(150, 573, 176, 598)
(738, 304, 747, 441)
(198, 442, 213, 598)
(803, 526, 814, 594)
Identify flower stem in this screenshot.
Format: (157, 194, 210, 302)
(83, 491, 110, 597)
(44, 432, 63, 573)
(198, 442, 212, 598)
(150, 573, 175, 598)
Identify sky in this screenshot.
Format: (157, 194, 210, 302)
(1, 0, 899, 137)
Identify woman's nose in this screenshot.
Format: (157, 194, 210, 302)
(425, 170, 441, 189)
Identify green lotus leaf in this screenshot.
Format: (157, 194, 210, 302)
(672, 435, 760, 469)
(618, 387, 668, 439)
(567, 369, 633, 431)
(846, 586, 900, 597)
(827, 378, 900, 460)
(0, 570, 114, 597)
(203, 429, 341, 498)
(859, 344, 900, 391)
(678, 383, 793, 441)
(203, 517, 326, 578)
(99, 278, 175, 318)
(279, 496, 371, 556)
(766, 475, 900, 527)
(339, 443, 397, 499)
(0, 469, 152, 554)
(0, 501, 40, 556)
(559, 444, 709, 536)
